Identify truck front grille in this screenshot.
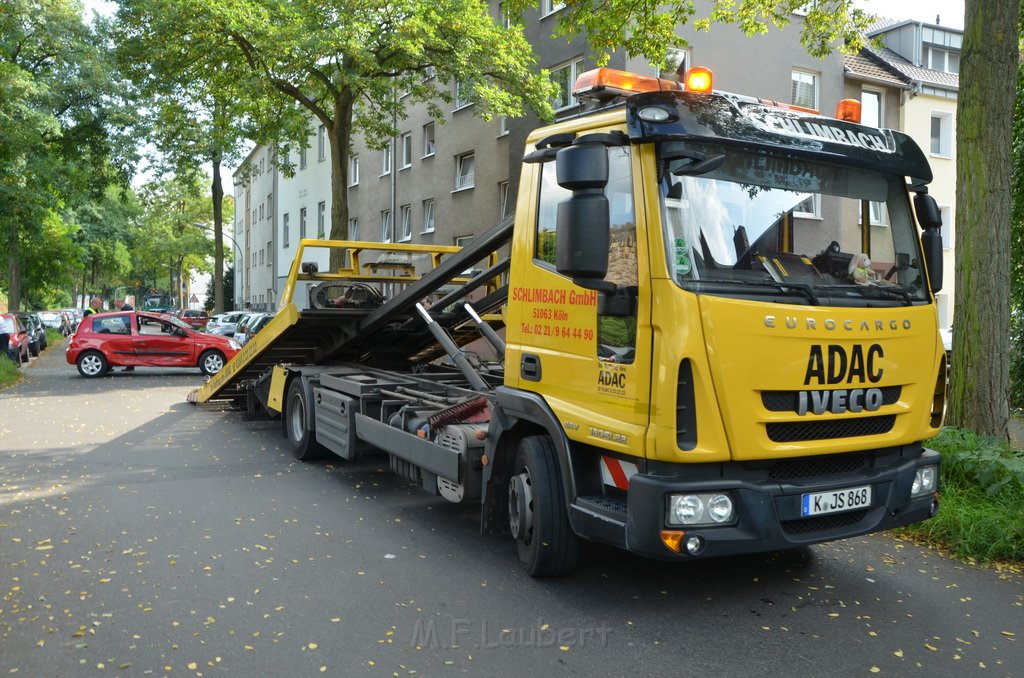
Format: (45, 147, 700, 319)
(767, 452, 868, 482)
(761, 386, 902, 412)
(766, 415, 896, 443)
(781, 508, 869, 536)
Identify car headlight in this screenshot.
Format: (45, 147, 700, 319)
(228, 340, 241, 350)
(911, 465, 938, 497)
(667, 492, 736, 527)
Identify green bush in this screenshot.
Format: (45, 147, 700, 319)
(898, 427, 1024, 563)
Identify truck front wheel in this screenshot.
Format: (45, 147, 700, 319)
(286, 379, 325, 461)
(508, 435, 579, 577)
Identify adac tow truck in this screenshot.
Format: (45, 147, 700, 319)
(192, 67, 946, 576)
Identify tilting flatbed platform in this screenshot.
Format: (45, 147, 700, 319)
(191, 216, 512, 405)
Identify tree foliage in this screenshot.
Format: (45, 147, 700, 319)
(505, 0, 874, 68)
(1, 0, 135, 311)
(189, 0, 558, 268)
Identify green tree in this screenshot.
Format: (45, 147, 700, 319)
(1, 0, 134, 311)
(202, 0, 556, 267)
(113, 3, 274, 314)
(946, 0, 1020, 441)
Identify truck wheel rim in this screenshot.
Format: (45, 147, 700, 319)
(289, 395, 305, 441)
(508, 471, 533, 541)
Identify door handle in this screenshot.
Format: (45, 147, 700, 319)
(521, 353, 541, 382)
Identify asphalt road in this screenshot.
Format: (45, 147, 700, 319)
(1, 342, 1021, 677)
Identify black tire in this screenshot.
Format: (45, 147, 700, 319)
(76, 351, 108, 378)
(508, 435, 579, 577)
(198, 349, 227, 376)
(29, 342, 39, 358)
(21, 346, 30, 362)
(286, 379, 325, 461)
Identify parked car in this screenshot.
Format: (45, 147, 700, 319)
(229, 313, 260, 346)
(1, 313, 30, 367)
(207, 311, 249, 337)
(177, 309, 210, 330)
(66, 311, 241, 378)
(234, 313, 275, 346)
(17, 313, 46, 356)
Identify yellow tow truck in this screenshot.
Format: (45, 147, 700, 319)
(192, 67, 946, 576)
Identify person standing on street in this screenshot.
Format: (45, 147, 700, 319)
(122, 295, 135, 311)
(83, 297, 102, 317)
(0, 313, 14, 360)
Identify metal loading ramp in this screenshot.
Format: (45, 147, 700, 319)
(190, 216, 512, 405)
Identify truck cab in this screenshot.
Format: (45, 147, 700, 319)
(493, 67, 944, 570)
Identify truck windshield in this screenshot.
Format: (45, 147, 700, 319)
(658, 142, 929, 306)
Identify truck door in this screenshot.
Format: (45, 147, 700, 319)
(505, 136, 652, 458)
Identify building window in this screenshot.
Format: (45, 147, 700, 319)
(930, 112, 953, 157)
(940, 205, 952, 250)
(267, 240, 272, 266)
(400, 132, 412, 169)
(869, 201, 889, 226)
(259, 204, 264, 221)
(317, 201, 326, 238)
(498, 181, 510, 218)
(381, 210, 393, 242)
(259, 249, 264, 266)
(300, 207, 307, 239)
(926, 46, 959, 74)
(791, 69, 817, 110)
(422, 199, 435, 233)
(541, 0, 565, 17)
(349, 155, 359, 186)
(500, 2, 514, 28)
(318, 125, 327, 161)
(454, 152, 475, 190)
(349, 218, 359, 241)
(454, 235, 474, 247)
(423, 122, 436, 157)
(551, 58, 585, 110)
(455, 80, 472, 109)
(299, 144, 307, 170)
(659, 48, 689, 80)
(282, 212, 290, 248)
(793, 194, 821, 219)
(381, 141, 392, 176)
(861, 89, 882, 128)
(499, 117, 509, 136)
(399, 204, 412, 241)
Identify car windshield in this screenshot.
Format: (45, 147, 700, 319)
(158, 314, 192, 331)
(658, 142, 929, 307)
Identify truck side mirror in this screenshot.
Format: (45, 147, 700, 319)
(913, 192, 943, 294)
(554, 143, 611, 285)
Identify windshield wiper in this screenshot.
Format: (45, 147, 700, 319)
(693, 278, 821, 305)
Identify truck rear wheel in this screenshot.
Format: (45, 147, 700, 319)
(286, 379, 325, 461)
(508, 435, 579, 577)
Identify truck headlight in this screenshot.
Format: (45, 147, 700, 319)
(667, 492, 735, 527)
(911, 465, 938, 497)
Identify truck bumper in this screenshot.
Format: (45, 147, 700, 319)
(574, 445, 940, 561)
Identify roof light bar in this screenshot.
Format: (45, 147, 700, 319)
(573, 68, 683, 101)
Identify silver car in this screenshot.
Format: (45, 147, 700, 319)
(207, 311, 249, 337)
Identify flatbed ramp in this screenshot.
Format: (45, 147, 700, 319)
(191, 217, 512, 405)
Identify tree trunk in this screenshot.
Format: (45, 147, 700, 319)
(327, 92, 354, 272)
(211, 155, 225, 314)
(946, 0, 1019, 441)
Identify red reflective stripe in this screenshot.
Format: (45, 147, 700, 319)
(603, 456, 630, 490)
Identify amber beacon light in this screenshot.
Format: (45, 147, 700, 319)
(684, 67, 713, 92)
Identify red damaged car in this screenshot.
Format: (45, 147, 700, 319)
(66, 311, 241, 378)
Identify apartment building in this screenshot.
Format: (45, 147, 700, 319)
(232, 3, 955, 320)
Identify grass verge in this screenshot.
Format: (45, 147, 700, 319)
(0, 355, 22, 389)
(896, 427, 1024, 564)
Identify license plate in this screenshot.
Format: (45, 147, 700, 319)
(801, 485, 872, 517)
